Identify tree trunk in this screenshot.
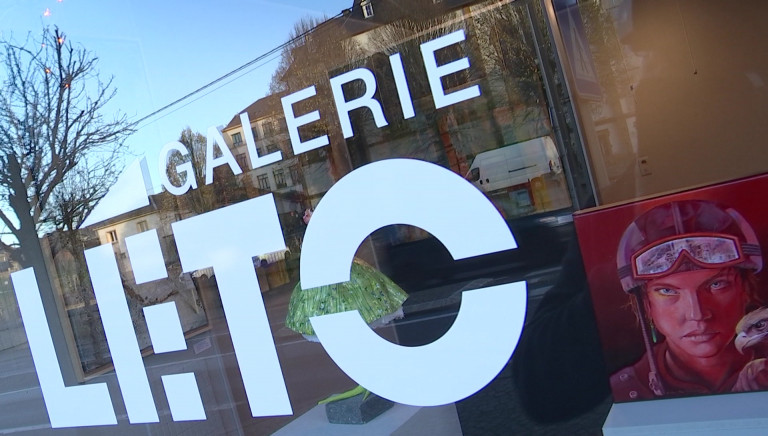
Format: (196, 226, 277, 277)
(8, 155, 80, 383)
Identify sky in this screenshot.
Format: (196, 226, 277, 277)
(1, 0, 354, 191)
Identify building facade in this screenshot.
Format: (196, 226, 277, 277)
(0, 0, 766, 434)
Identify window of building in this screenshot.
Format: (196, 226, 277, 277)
(251, 127, 260, 140)
(289, 164, 302, 185)
(257, 174, 270, 190)
(266, 143, 280, 154)
(231, 132, 242, 145)
(262, 120, 276, 137)
(235, 153, 248, 170)
(106, 230, 118, 243)
(273, 168, 287, 188)
(136, 220, 148, 232)
(362, 0, 374, 18)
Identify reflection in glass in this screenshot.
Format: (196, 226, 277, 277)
(0, 0, 585, 433)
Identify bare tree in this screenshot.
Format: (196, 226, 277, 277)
(163, 127, 216, 214)
(160, 127, 251, 216)
(0, 27, 134, 266)
(42, 159, 121, 367)
(269, 15, 367, 186)
(44, 157, 123, 234)
(0, 27, 134, 379)
(269, 15, 335, 94)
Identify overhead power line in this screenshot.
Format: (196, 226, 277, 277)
(133, 7, 352, 127)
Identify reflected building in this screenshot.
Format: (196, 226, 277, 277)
(221, 0, 576, 239)
(212, 0, 578, 283)
(58, 192, 208, 374)
(221, 94, 319, 215)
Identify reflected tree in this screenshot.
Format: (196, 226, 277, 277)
(269, 15, 334, 94)
(0, 27, 133, 377)
(0, 27, 133, 266)
(163, 127, 215, 214)
(269, 15, 364, 183)
(162, 127, 248, 214)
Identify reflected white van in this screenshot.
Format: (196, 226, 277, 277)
(465, 136, 562, 193)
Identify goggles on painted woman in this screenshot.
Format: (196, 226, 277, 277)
(631, 233, 745, 279)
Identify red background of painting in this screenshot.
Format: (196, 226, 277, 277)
(574, 173, 768, 399)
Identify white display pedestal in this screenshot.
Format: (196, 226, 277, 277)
(603, 391, 768, 435)
(273, 403, 462, 436)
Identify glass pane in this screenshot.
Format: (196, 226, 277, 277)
(0, 0, 594, 434)
(513, 0, 768, 433)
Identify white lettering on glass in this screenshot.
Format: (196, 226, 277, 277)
(130, 231, 205, 422)
(85, 244, 160, 423)
(239, 112, 282, 169)
(10, 268, 117, 427)
(330, 67, 389, 138)
(15, 26, 497, 427)
(162, 373, 207, 421)
(281, 85, 329, 154)
(172, 195, 293, 417)
(11, 158, 524, 427)
(157, 31, 481, 193)
(125, 230, 168, 284)
(389, 52, 416, 119)
(144, 303, 206, 421)
(205, 126, 243, 185)
(143, 303, 187, 354)
(159, 142, 197, 195)
(301, 159, 526, 406)
(420, 29, 481, 109)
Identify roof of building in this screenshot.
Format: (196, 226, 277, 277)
(346, 0, 476, 30)
(223, 92, 286, 131)
(224, 0, 478, 131)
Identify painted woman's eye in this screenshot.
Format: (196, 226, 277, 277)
(709, 279, 730, 290)
(654, 287, 678, 296)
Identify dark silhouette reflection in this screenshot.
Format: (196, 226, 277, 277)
(511, 211, 611, 423)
